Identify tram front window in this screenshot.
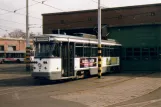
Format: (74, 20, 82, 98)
(35, 42, 60, 57)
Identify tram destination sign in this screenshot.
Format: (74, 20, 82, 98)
(36, 37, 50, 42)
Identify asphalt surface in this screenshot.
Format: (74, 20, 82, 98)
(0, 64, 160, 107)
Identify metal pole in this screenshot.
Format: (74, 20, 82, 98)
(98, 0, 102, 78)
(26, 0, 29, 47)
(26, 0, 31, 71)
(58, 29, 60, 34)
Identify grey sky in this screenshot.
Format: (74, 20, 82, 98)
(0, 0, 161, 36)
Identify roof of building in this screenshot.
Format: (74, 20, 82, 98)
(42, 3, 161, 16)
(0, 37, 33, 41)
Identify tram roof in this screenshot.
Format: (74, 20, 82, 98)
(35, 34, 122, 46)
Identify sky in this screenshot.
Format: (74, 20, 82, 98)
(0, 0, 161, 36)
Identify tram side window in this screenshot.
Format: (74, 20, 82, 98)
(110, 46, 115, 57)
(52, 43, 60, 57)
(20, 53, 25, 58)
(75, 43, 83, 57)
(0, 53, 4, 58)
(84, 44, 90, 57)
(105, 46, 110, 57)
(91, 44, 97, 57)
(6, 53, 13, 58)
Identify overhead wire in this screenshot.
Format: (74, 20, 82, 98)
(32, 0, 64, 11)
(13, 0, 49, 12)
(13, 2, 39, 13)
(91, 0, 107, 8)
(0, 7, 42, 20)
(0, 18, 25, 25)
(0, 12, 10, 15)
(0, 27, 10, 35)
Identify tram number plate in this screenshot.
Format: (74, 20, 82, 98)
(36, 37, 49, 41)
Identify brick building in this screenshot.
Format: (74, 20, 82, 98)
(0, 37, 33, 51)
(42, 3, 161, 71)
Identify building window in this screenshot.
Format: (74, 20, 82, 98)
(8, 45, 16, 51)
(133, 48, 140, 60)
(150, 47, 158, 60)
(150, 12, 155, 16)
(88, 17, 92, 21)
(142, 48, 149, 60)
(60, 20, 65, 24)
(118, 15, 123, 19)
(126, 48, 133, 60)
(0, 46, 4, 51)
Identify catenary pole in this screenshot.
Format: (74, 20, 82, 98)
(98, 0, 102, 78)
(26, 0, 31, 71)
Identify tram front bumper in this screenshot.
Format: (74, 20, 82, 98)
(32, 72, 62, 80)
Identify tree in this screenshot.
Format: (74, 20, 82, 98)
(7, 29, 26, 39)
(3, 29, 40, 39)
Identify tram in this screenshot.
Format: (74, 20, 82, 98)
(32, 34, 121, 80)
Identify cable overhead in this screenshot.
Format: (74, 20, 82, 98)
(14, 3, 39, 13)
(32, 0, 64, 11)
(91, 0, 107, 8)
(0, 24, 25, 30)
(0, 18, 26, 25)
(0, 12, 10, 15)
(0, 27, 9, 32)
(13, 0, 49, 12)
(0, 7, 42, 20)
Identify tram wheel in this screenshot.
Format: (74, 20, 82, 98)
(16, 59, 21, 63)
(84, 70, 90, 78)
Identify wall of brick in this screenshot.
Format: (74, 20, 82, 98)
(0, 39, 33, 51)
(43, 3, 161, 34)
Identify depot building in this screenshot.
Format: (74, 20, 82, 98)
(42, 3, 161, 71)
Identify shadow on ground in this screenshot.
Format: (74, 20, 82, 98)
(0, 64, 160, 87)
(0, 70, 160, 87)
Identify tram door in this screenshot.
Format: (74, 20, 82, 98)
(62, 42, 75, 77)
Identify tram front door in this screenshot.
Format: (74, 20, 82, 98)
(62, 42, 75, 77)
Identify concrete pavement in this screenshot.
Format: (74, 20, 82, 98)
(0, 64, 161, 107)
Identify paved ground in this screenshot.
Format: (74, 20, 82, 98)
(0, 64, 161, 107)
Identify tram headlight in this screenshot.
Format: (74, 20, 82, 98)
(38, 63, 42, 67)
(43, 61, 48, 64)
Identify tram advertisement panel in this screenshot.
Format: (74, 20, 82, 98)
(80, 58, 97, 68)
(106, 57, 118, 65)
